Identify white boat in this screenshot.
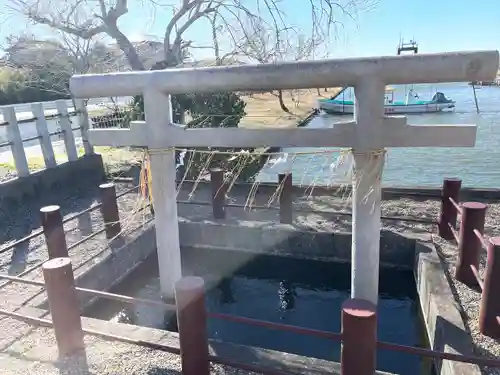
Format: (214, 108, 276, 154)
(318, 87, 456, 115)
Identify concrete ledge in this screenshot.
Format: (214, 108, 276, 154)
(105, 163, 500, 202)
(185, 181, 500, 201)
(178, 181, 500, 201)
(19, 305, 393, 375)
(414, 241, 480, 375)
(208, 182, 475, 201)
(37, 221, 156, 310)
(178, 218, 416, 269)
(0, 154, 106, 204)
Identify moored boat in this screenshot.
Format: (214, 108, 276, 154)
(318, 87, 455, 115)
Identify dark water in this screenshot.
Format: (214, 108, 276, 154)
(87, 248, 427, 375)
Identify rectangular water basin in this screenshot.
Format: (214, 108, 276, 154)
(86, 247, 430, 375)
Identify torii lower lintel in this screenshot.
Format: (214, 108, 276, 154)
(87, 117, 477, 150)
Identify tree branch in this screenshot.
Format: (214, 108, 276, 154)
(164, 0, 198, 54)
(27, 12, 107, 38)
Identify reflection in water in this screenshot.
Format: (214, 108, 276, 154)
(278, 280, 296, 312)
(115, 308, 135, 324)
(218, 277, 235, 305)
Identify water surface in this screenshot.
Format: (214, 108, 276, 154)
(258, 83, 500, 188)
(88, 248, 424, 375)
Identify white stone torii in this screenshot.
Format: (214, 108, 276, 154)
(70, 51, 498, 304)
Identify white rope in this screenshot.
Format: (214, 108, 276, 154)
(141, 147, 387, 208)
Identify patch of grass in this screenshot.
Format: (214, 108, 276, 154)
(92, 146, 143, 176)
(239, 88, 341, 128)
(87, 108, 114, 116)
(0, 146, 142, 176)
(0, 147, 87, 172)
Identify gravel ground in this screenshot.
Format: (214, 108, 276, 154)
(1, 174, 500, 374)
(0, 319, 258, 374)
(0, 169, 18, 182)
(0, 181, 151, 309)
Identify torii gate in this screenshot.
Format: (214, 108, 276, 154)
(70, 51, 499, 304)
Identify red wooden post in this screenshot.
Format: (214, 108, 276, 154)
(341, 298, 377, 375)
(438, 178, 462, 240)
(279, 173, 293, 224)
(100, 183, 121, 239)
(455, 202, 487, 287)
(40, 205, 68, 259)
(175, 276, 210, 375)
(42, 257, 85, 357)
(210, 168, 226, 219)
(479, 237, 500, 339)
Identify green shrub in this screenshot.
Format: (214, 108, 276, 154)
(0, 67, 70, 105)
(131, 91, 267, 182)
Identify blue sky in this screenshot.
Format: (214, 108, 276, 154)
(0, 0, 499, 59)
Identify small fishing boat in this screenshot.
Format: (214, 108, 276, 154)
(318, 86, 456, 115)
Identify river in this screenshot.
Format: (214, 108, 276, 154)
(258, 83, 500, 188)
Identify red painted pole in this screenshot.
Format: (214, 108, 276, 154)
(455, 202, 487, 288)
(210, 168, 226, 219)
(438, 178, 462, 240)
(175, 277, 210, 375)
(341, 298, 377, 375)
(40, 205, 68, 259)
(99, 183, 121, 239)
(42, 257, 85, 357)
(279, 173, 293, 224)
(479, 237, 500, 339)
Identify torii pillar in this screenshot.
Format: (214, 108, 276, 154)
(350, 79, 387, 304)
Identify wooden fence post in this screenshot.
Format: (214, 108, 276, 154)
(175, 276, 210, 375)
(31, 103, 57, 168)
(100, 183, 121, 239)
(42, 257, 85, 357)
(455, 202, 487, 287)
(55, 100, 78, 162)
(40, 205, 68, 259)
(211, 168, 226, 219)
(479, 237, 500, 339)
(341, 298, 377, 375)
(279, 173, 293, 224)
(438, 178, 462, 240)
(3, 106, 29, 177)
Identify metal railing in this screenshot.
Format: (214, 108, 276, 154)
(1, 264, 500, 375)
(174, 169, 438, 226)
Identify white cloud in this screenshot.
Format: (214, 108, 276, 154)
(128, 31, 147, 43)
(127, 30, 162, 43)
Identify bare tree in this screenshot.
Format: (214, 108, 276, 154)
(2, 32, 120, 97)
(229, 19, 325, 113)
(6, 0, 376, 72)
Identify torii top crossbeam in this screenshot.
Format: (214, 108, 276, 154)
(70, 51, 498, 97)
